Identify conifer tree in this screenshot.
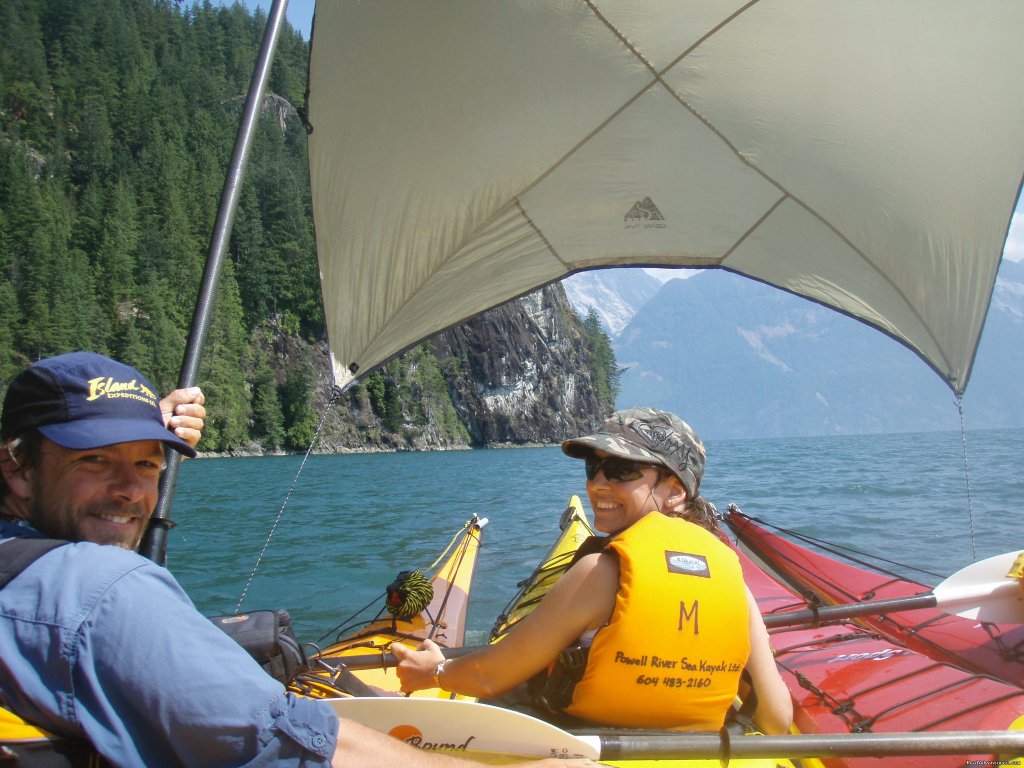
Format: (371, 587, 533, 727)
(250, 338, 286, 448)
(197, 260, 251, 450)
(96, 180, 141, 333)
(583, 308, 620, 412)
(282, 366, 316, 450)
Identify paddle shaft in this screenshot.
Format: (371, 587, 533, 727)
(317, 645, 478, 672)
(320, 554, 1022, 669)
(763, 576, 1021, 628)
(596, 730, 1024, 760)
(138, 0, 292, 565)
(329, 679, 1024, 760)
(319, 586, 981, 668)
(763, 592, 938, 628)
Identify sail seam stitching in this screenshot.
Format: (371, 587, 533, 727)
(655, 0, 763, 75)
(472, 1, 763, 230)
(653, 89, 951, 381)
(721, 195, 788, 260)
(516, 199, 571, 271)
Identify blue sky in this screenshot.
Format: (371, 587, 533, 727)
(1007, 210, 1024, 262)
(219, 1, 1024, 266)
(217, 0, 314, 39)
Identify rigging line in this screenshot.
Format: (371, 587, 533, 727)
(424, 518, 475, 573)
(234, 388, 342, 614)
(319, 521, 476, 645)
(744, 514, 945, 581)
(789, 670, 863, 730)
(770, 632, 880, 656)
(983, 623, 1024, 662)
(956, 395, 978, 562)
(314, 591, 387, 646)
(846, 662, 949, 708)
(912, 689, 1024, 733)
(494, 559, 575, 619)
(426, 531, 475, 641)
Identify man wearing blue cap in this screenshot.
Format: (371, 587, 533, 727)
(0, 352, 204, 549)
(0, 352, 596, 768)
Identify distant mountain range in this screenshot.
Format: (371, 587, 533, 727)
(562, 260, 1024, 439)
(562, 269, 663, 336)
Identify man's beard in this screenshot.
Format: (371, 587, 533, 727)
(29, 496, 150, 550)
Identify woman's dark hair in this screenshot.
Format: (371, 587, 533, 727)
(655, 465, 723, 535)
(664, 493, 722, 533)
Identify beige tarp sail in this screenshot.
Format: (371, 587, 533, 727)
(306, 1, 1024, 394)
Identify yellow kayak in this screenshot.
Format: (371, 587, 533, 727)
(291, 514, 487, 701)
(489, 498, 596, 645)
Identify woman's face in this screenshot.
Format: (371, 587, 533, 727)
(585, 450, 685, 534)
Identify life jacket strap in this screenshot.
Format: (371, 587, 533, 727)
(529, 643, 590, 713)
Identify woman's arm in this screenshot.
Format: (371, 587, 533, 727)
(742, 587, 794, 734)
(394, 552, 618, 698)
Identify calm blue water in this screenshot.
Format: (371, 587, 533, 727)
(167, 428, 1024, 646)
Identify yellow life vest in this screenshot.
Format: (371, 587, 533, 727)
(564, 512, 751, 730)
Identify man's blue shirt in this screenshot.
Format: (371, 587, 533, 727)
(0, 521, 339, 766)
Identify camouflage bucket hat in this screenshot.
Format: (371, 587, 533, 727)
(562, 407, 705, 498)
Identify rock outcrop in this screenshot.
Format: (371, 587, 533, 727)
(290, 283, 609, 453)
(433, 285, 606, 445)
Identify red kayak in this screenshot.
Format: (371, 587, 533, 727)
(726, 507, 1024, 688)
(736, 540, 1024, 767)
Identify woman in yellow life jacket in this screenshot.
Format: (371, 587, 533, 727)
(394, 408, 793, 735)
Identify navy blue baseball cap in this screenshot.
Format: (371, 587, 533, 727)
(1, 352, 196, 457)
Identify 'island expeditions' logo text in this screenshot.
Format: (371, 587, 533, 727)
(625, 197, 666, 230)
(87, 376, 158, 406)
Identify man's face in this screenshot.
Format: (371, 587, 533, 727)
(27, 439, 165, 549)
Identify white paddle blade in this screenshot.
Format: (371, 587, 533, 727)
(934, 551, 1024, 624)
(329, 697, 600, 760)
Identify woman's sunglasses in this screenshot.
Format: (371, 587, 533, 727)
(584, 455, 653, 484)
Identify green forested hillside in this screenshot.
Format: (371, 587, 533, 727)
(0, 0, 617, 451)
(1, 0, 318, 448)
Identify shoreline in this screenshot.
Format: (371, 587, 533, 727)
(192, 440, 561, 459)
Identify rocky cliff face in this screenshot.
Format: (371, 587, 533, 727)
(432, 285, 606, 445)
(289, 283, 608, 453)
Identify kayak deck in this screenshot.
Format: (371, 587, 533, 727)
(291, 515, 487, 699)
(727, 507, 1024, 688)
